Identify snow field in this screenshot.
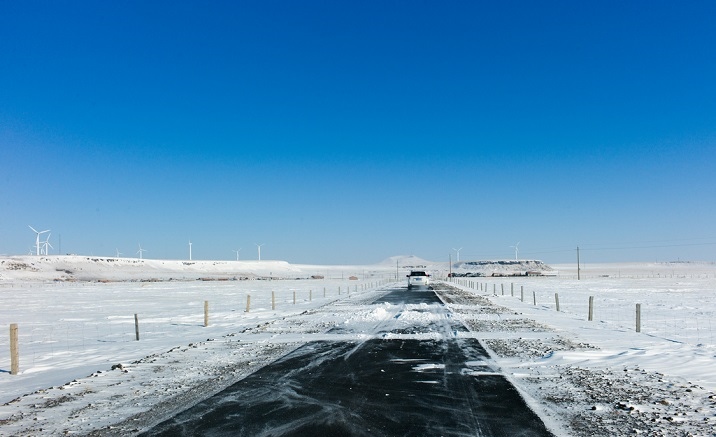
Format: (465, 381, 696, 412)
(2, 260, 716, 435)
(440, 280, 716, 435)
(0, 278, 387, 404)
(453, 275, 716, 348)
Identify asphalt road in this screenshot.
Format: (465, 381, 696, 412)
(143, 285, 553, 436)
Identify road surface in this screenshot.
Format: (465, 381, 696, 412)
(143, 284, 553, 436)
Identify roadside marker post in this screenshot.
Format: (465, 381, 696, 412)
(10, 323, 19, 375)
(636, 303, 642, 332)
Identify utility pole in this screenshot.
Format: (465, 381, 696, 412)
(577, 245, 581, 280)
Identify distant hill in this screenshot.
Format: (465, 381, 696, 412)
(0, 255, 407, 282)
(0, 255, 303, 282)
(379, 255, 436, 268)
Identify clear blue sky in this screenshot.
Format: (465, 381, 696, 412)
(2, 1, 715, 264)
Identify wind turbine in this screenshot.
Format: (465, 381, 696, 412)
(233, 248, 241, 261)
(41, 233, 53, 255)
(510, 242, 520, 260)
(29, 225, 50, 256)
(137, 243, 147, 260)
(116, 248, 122, 257)
(189, 241, 192, 261)
(452, 247, 463, 262)
(255, 243, 264, 261)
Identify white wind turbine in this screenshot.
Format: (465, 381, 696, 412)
(116, 248, 123, 257)
(255, 243, 264, 261)
(29, 226, 50, 256)
(452, 247, 463, 262)
(510, 242, 520, 260)
(137, 243, 147, 260)
(189, 241, 192, 261)
(41, 233, 53, 255)
(233, 248, 241, 261)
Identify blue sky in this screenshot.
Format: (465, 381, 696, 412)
(1, 1, 715, 264)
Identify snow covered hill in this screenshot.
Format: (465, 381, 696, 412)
(0, 255, 564, 282)
(0, 255, 304, 282)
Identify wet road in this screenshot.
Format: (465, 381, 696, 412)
(143, 286, 553, 436)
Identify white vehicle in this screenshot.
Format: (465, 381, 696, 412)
(407, 270, 430, 289)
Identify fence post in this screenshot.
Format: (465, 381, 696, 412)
(338, 286, 341, 295)
(323, 287, 326, 298)
(501, 284, 504, 295)
(636, 303, 641, 332)
(493, 284, 496, 295)
(520, 286, 524, 302)
(533, 291, 536, 306)
(588, 296, 594, 321)
(511, 283, 514, 297)
(10, 323, 19, 375)
(310, 289, 312, 302)
(293, 291, 296, 305)
(204, 301, 209, 327)
(272, 291, 276, 310)
(134, 314, 140, 341)
(246, 295, 251, 313)
(555, 293, 560, 312)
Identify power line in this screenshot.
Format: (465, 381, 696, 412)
(461, 239, 716, 260)
(577, 241, 716, 252)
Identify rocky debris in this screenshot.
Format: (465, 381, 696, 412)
(433, 284, 511, 309)
(1, 261, 39, 272)
(485, 337, 598, 359)
(528, 366, 716, 437)
(464, 318, 552, 333)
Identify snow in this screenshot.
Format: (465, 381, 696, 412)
(447, 263, 716, 435)
(1, 257, 716, 435)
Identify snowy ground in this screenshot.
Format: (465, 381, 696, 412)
(1, 260, 715, 435)
(440, 279, 716, 436)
